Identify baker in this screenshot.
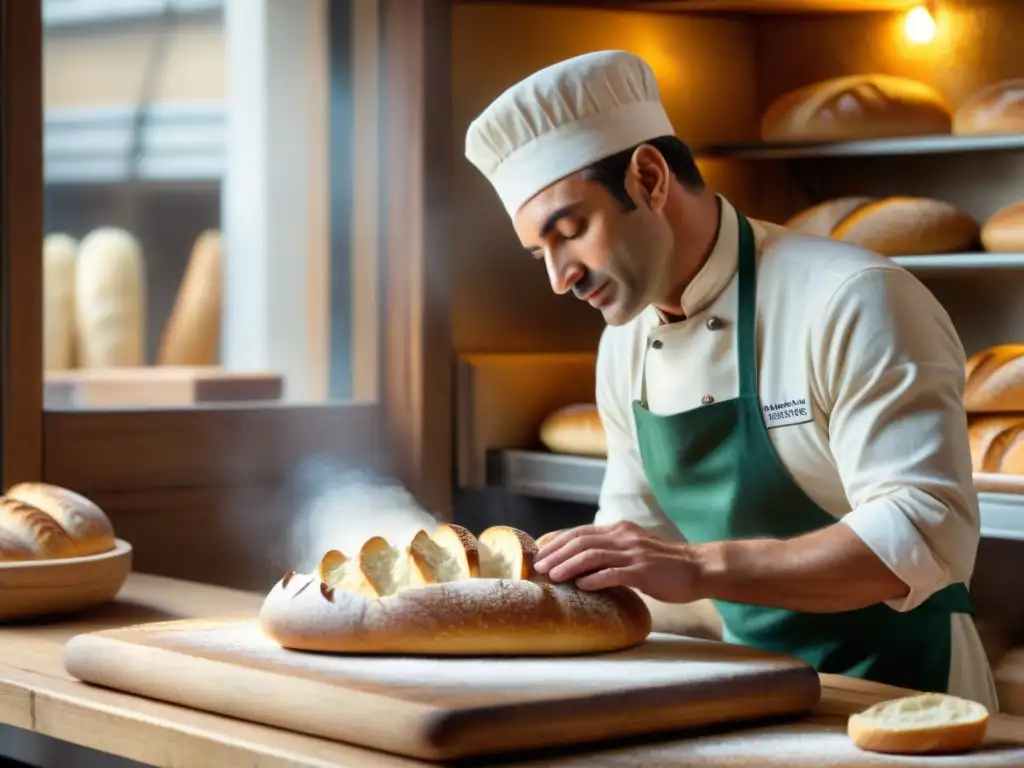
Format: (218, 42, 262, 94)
(464, 50, 997, 708)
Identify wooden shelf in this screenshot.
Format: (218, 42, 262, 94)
(489, 449, 1024, 541)
(694, 134, 1024, 161)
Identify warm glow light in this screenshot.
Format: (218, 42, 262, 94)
(904, 4, 936, 44)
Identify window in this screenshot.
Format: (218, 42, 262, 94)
(2, 0, 454, 586)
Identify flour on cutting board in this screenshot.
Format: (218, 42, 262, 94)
(163, 624, 785, 691)
(545, 725, 1024, 766)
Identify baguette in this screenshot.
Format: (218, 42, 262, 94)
(964, 344, 1024, 413)
(261, 524, 652, 656)
(539, 403, 608, 457)
(157, 230, 222, 366)
(981, 200, 1024, 253)
(762, 74, 952, 143)
(5, 482, 115, 557)
(848, 693, 989, 755)
(953, 78, 1024, 136)
(785, 196, 979, 256)
(74, 227, 147, 368)
(43, 233, 78, 371)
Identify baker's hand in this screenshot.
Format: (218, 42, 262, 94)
(533, 521, 705, 604)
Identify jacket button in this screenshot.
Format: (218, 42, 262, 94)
(706, 316, 723, 331)
(651, 340, 663, 349)
(701, 395, 714, 405)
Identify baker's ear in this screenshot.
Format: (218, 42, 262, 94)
(625, 144, 671, 213)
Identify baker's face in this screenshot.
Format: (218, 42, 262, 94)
(513, 149, 674, 327)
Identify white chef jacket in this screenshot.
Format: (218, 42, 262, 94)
(594, 195, 998, 710)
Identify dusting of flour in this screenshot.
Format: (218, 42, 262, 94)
(166, 624, 780, 692)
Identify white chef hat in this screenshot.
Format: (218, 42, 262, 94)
(465, 50, 675, 218)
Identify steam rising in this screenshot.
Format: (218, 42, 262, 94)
(284, 457, 439, 573)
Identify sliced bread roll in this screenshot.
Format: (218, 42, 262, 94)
(262, 524, 652, 656)
(761, 74, 952, 143)
(981, 200, 1024, 253)
(5, 482, 115, 557)
(539, 404, 608, 457)
(964, 344, 1024, 413)
(848, 693, 989, 755)
(953, 78, 1024, 136)
(0, 498, 76, 560)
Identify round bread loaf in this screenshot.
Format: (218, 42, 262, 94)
(847, 693, 989, 755)
(784, 196, 979, 256)
(261, 523, 652, 656)
(539, 404, 607, 458)
(5, 482, 115, 557)
(981, 200, 1024, 253)
(953, 78, 1024, 136)
(0, 498, 76, 560)
(964, 344, 1024, 414)
(761, 74, 952, 143)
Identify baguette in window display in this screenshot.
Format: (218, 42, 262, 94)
(260, 524, 652, 655)
(0, 483, 116, 561)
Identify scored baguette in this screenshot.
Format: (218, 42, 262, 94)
(964, 344, 1024, 414)
(261, 524, 652, 656)
(848, 693, 989, 755)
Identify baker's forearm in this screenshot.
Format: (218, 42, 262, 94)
(694, 522, 910, 613)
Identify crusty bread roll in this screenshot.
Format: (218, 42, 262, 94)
(157, 230, 222, 366)
(43, 233, 78, 371)
(261, 524, 652, 656)
(964, 344, 1024, 414)
(540, 404, 607, 457)
(784, 196, 979, 256)
(0, 498, 76, 560)
(981, 201, 1024, 253)
(968, 416, 1024, 474)
(75, 227, 146, 368)
(953, 78, 1024, 136)
(761, 75, 952, 143)
(5, 482, 115, 557)
(847, 693, 989, 755)
(0, 529, 35, 562)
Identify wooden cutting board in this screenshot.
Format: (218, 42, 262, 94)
(63, 620, 821, 761)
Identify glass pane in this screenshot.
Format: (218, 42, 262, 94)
(41, 0, 379, 410)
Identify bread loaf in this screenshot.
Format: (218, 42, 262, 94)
(953, 78, 1024, 136)
(964, 344, 1024, 414)
(5, 482, 115, 557)
(848, 693, 989, 755)
(968, 416, 1024, 474)
(540, 404, 608, 457)
(0, 484, 116, 562)
(761, 75, 952, 143)
(43, 233, 78, 371)
(981, 201, 1024, 253)
(261, 523, 652, 656)
(157, 230, 222, 366)
(75, 227, 146, 368)
(784, 196, 979, 256)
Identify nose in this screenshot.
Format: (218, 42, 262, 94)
(545, 251, 584, 295)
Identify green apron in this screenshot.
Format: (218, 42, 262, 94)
(631, 210, 973, 692)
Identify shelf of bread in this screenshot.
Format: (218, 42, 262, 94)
(44, 104, 224, 184)
(696, 75, 1024, 160)
(43, 0, 222, 28)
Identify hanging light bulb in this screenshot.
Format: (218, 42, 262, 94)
(904, 3, 937, 45)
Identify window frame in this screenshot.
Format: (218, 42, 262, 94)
(1, 0, 454, 571)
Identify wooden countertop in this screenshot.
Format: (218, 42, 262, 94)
(2, 574, 1024, 767)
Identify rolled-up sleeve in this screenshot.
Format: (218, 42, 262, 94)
(821, 267, 980, 612)
(594, 328, 683, 542)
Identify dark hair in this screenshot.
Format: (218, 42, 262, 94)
(582, 135, 705, 211)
